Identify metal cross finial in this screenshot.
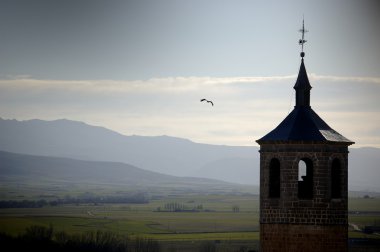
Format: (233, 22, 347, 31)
(299, 17, 308, 58)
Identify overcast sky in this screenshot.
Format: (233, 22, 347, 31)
(0, 0, 379, 147)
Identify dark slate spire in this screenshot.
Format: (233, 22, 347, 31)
(294, 18, 311, 108)
(294, 59, 312, 108)
(256, 19, 354, 145)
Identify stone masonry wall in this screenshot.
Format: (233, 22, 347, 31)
(259, 142, 349, 252)
(260, 223, 348, 252)
(260, 142, 348, 225)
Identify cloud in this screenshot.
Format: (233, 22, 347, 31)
(0, 74, 379, 147)
(1, 74, 378, 98)
(309, 74, 380, 84)
(0, 75, 296, 95)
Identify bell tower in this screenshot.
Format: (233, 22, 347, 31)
(256, 20, 354, 252)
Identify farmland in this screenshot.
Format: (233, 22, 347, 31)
(0, 192, 379, 251)
(0, 193, 261, 251)
(0, 194, 260, 236)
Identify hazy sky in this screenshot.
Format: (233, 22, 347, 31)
(0, 0, 379, 147)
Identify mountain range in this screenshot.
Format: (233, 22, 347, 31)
(0, 150, 247, 196)
(0, 118, 379, 192)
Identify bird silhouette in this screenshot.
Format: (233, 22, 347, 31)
(200, 98, 213, 106)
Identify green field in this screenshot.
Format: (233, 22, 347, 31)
(0, 194, 259, 243)
(0, 182, 380, 252)
(0, 193, 263, 251)
(1, 194, 379, 241)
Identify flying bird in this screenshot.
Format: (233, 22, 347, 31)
(200, 98, 214, 106)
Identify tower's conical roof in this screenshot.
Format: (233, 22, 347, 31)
(256, 106, 353, 143)
(257, 20, 353, 145)
(257, 59, 354, 145)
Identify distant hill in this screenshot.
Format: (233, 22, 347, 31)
(0, 150, 251, 195)
(0, 118, 379, 191)
(0, 118, 258, 184)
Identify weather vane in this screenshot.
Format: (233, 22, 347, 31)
(299, 17, 308, 58)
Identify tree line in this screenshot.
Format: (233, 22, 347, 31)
(155, 202, 205, 212)
(0, 194, 148, 208)
(0, 225, 160, 252)
(0, 225, 259, 252)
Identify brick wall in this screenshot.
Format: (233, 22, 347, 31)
(260, 142, 348, 225)
(259, 142, 350, 251)
(260, 224, 348, 252)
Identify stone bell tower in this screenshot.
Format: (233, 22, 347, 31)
(256, 20, 354, 252)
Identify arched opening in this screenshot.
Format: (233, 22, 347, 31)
(298, 160, 307, 181)
(269, 158, 280, 198)
(298, 158, 313, 199)
(331, 158, 342, 198)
